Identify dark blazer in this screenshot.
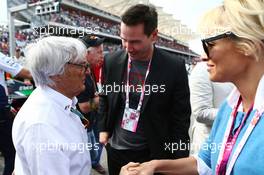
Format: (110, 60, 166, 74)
(98, 47, 191, 159)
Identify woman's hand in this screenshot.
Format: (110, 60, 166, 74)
(120, 162, 140, 175)
(120, 161, 156, 175)
(133, 161, 155, 175)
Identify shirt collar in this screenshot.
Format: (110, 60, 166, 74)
(227, 74, 264, 112)
(40, 86, 78, 112)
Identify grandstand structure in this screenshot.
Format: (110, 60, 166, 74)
(77, 0, 197, 42)
(4, 0, 199, 64)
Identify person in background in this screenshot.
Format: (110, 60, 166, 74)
(120, 0, 264, 174)
(189, 61, 233, 155)
(12, 36, 91, 175)
(14, 47, 26, 66)
(0, 51, 31, 175)
(78, 35, 106, 174)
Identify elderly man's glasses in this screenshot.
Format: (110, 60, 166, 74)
(67, 62, 90, 71)
(201, 31, 237, 57)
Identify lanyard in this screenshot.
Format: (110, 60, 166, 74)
(216, 96, 263, 175)
(70, 107, 89, 129)
(99, 68, 102, 85)
(125, 57, 152, 111)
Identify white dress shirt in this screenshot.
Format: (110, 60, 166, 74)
(0, 52, 22, 93)
(12, 86, 91, 175)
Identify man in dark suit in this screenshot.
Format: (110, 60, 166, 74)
(98, 4, 191, 175)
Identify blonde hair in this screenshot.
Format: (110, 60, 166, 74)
(199, 0, 264, 61)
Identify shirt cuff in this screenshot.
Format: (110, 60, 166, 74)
(193, 155, 213, 175)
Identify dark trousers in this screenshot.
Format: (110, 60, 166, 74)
(0, 108, 15, 175)
(91, 115, 104, 167)
(106, 144, 152, 175)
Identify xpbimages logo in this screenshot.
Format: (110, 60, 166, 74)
(164, 141, 228, 154)
(101, 82, 166, 95)
(33, 24, 100, 37)
(35, 141, 100, 154)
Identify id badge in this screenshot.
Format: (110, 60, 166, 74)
(121, 108, 140, 132)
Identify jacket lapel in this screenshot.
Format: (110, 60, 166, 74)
(141, 47, 160, 113)
(111, 50, 128, 108)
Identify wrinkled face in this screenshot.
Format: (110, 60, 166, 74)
(59, 60, 88, 97)
(203, 37, 251, 82)
(86, 45, 104, 67)
(120, 22, 157, 60)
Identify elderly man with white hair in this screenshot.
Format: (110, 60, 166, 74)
(12, 36, 91, 175)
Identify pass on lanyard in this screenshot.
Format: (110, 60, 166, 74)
(121, 57, 152, 132)
(216, 96, 263, 175)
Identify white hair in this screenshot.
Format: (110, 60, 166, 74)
(25, 36, 86, 86)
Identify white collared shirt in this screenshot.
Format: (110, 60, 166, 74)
(12, 86, 91, 175)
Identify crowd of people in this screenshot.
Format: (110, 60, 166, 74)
(48, 3, 191, 53)
(50, 8, 121, 36)
(0, 28, 121, 57)
(0, 30, 37, 56)
(11, 0, 194, 54)
(157, 37, 189, 53)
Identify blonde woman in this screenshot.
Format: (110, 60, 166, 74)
(120, 0, 264, 174)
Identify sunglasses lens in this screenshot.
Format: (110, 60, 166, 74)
(202, 41, 209, 57)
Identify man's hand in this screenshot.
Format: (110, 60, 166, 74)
(99, 132, 109, 145)
(120, 162, 140, 175)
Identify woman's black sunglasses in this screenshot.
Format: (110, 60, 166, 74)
(201, 31, 237, 57)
